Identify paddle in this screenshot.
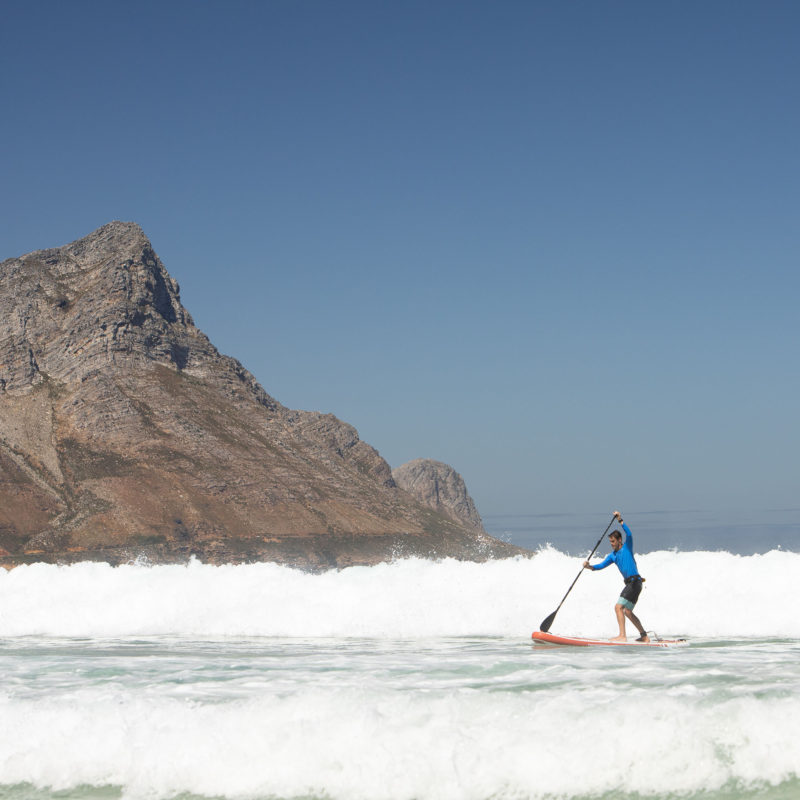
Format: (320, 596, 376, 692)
(539, 513, 618, 632)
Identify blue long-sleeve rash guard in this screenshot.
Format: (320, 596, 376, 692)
(592, 522, 640, 579)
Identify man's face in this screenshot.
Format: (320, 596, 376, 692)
(609, 536, 622, 552)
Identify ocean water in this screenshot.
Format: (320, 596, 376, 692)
(1, 524, 799, 800)
(482, 507, 800, 555)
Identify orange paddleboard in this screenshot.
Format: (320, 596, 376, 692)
(532, 631, 688, 648)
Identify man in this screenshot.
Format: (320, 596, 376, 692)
(583, 511, 649, 642)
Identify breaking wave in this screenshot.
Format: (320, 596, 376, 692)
(1, 548, 798, 639)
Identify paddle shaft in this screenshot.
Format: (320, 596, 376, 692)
(539, 514, 618, 632)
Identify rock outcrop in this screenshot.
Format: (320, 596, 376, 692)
(392, 459, 486, 532)
(0, 222, 523, 568)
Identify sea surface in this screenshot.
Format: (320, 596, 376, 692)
(1, 512, 799, 800)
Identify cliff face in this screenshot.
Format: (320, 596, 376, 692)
(0, 223, 522, 568)
(392, 459, 486, 533)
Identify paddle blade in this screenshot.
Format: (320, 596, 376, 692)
(540, 611, 557, 632)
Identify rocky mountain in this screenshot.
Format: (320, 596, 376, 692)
(392, 459, 486, 532)
(0, 222, 523, 569)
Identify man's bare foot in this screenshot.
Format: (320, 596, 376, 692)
(611, 634, 627, 642)
(636, 634, 650, 643)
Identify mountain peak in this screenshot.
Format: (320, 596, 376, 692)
(393, 458, 486, 532)
(0, 221, 206, 389)
(34, 221, 150, 274)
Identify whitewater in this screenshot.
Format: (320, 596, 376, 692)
(1, 549, 799, 800)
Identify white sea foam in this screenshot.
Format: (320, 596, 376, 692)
(0, 548, 798, 639)
(1, 678, 799, 799)
(1, 551, 799, 799)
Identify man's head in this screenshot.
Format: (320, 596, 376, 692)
(609, 530, 623, 551)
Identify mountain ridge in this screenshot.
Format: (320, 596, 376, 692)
(0, 222, 524, 568)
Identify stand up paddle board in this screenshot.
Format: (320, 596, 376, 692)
(532, 631, 688, 648)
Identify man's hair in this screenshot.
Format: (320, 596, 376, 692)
(608, 530, 623, 542)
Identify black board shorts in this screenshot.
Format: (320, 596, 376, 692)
(618, 576, 643, 609)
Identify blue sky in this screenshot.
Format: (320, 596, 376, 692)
(2, 1, 798, 518)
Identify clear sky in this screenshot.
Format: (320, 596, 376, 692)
(2, 1, 798, 518)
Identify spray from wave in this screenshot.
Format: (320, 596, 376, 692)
(1, 548, 797, 639)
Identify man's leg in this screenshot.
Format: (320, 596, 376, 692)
(612, 603, 628, 641)
(624, 608, 649, 642)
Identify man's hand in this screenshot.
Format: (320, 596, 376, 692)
(583, 560, 592, 570)
(613, 510, 622, 521)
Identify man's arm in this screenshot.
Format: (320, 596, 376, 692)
(584, 553, 614, 571)
(621, 521, 633, 552)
